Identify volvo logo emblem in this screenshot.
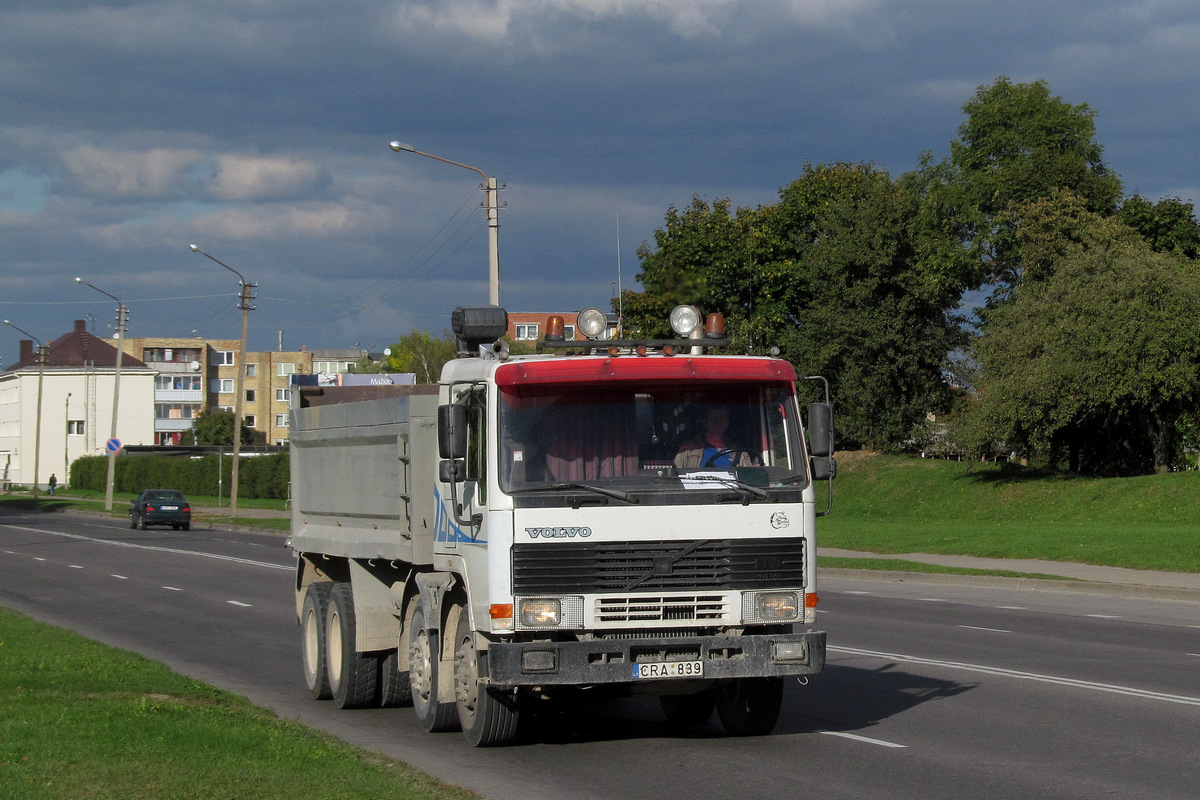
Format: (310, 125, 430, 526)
(525, 526, 593, 539)
(769, 512, 790, 529)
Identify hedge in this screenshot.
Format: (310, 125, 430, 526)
(69, 453, 290, 500)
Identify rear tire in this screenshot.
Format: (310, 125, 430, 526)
(301, 583, 332, 700)
(661, 689, 716, 726)
(407, 596, 459, 732)
(378, 650, 412, 707)
(137, 515, 147, 530)
(715, 678, 783, 736)
(129, 516, 137, 530)
(453, 607, 519, 746)
(325, 582, 378, 709)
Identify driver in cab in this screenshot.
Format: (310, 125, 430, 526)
(674, 405, 758, 469)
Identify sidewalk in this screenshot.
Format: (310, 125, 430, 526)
(820, 547, 1200, 600)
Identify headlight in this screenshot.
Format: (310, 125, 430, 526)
(742, 591, 801, 623)
(577, 307, 609, 339)
(515, 596, 584, 629)
(669, 305, 702, 337)
(519, 599, 561, 627)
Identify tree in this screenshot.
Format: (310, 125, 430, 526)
(382, 330, 457, 384)
(970, 210, 1200, 474)
(948, 76, 1123, 295)
(191, 408, 258, 446)
(1117, 195, 1200, 259)
(626, 163, 968, 451)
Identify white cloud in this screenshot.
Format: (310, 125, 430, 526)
(192, 201, 358, 240)
(208, 154, 325, 201)
(60, 146, 203, 199)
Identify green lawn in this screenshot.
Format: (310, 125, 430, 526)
(818, 452, 1200, 572)
(0, 607, 475, 800)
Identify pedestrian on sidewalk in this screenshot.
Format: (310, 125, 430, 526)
(48, 474, 57, 495)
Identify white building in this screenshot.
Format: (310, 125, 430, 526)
(1, 320, 156, 490)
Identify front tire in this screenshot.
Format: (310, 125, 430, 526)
(715, 677, 783, 736)
(453, 607, 519, 746)
(301, 583, 332, 700)
(325, 582, 378, 709)
(407, 596, 458, 732)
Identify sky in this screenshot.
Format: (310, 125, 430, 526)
(2, 0, 1198, 360)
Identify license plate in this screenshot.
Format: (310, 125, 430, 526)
(161, 505, 178, 510)
(632, 660, 704, 680)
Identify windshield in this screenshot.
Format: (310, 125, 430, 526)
(498, 379, 808, 504)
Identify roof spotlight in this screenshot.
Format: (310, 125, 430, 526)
(577, 307, 609, 339)
(669, 305, 702, 337)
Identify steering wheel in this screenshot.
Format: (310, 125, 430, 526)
(702, 448, 754, 468)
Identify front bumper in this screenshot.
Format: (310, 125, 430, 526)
(485, 630, 825, 687)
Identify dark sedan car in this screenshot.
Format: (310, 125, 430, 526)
(130, 489, 192, 530)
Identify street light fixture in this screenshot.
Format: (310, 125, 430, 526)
(388, 141, 502, 306)
(189, 244, 256, 517)
(4, 320, 46, 505)
(75, 278, 127, 512)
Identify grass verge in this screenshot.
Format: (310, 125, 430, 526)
(818, 556, 1074, 581)
(0, 606, 475, 800)
(820, 452, 1200, 572)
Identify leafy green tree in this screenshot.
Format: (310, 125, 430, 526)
(1117, 195, 1200, 259)
(948, 76, 1123, 295)
(191, 408, 258, 446)
(382, 330, 457, 384)
(970, 210, 1200, 474)
(627, 163, 968, 450)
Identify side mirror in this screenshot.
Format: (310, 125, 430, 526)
(439, 459, 466, 483)
(807, 402, 835, 457)
(438, 404, 469, 460)
(810, 456, 837, 481)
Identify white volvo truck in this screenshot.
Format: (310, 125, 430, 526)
(288, 305, 834, 746)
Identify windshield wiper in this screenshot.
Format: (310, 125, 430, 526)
(510, 483, 639, 505)
(683, 474, 771, 503)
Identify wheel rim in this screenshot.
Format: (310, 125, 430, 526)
(455, 631, 480, 719)
(327, 609, 343, 687)
(410, 624, 433, 710)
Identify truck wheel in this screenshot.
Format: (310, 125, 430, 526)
(660, 688, 716, 725)
(715, 677, 783, 736)
(325, 582, 378, 709)
(378, 650, 412, 707)
(407, 597, 459, 732)
(453, 607, 519, 746)
(301, 582, 332, 700)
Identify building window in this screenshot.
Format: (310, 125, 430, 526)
(563, 324, 576, 340)
(314, 360, 354, 374)
(67, 420, 85, 436)
(514, 323, 539, 340)
(276, 388, 291, 402)
(214, 350, 236, 366)
(215, 378, 234, 394)
(244, 415, 256, 428)
(161, 375, 201, 390)
(275, 413, 289, 427)
(155, 375, 173, 390)
(245, 364, 257, 378)
(155, 403, 200, 420)
(276, 439, 289, 446)
(277, 362, 297, 376)
(245, 389, 256, 402)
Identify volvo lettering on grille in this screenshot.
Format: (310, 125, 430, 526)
(525, 526, 593, 539)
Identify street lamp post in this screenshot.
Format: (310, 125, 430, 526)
(388, 141, 502, 306)
(75, 278, 126, 511)
(4, 321, 46, 505)
(189, 244, 255, 517)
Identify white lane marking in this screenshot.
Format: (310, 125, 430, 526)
(919, 598, 946, 602)
(997, 606, 1027, 610)
(817, 730, 906, 748)
(112, 574, 129, 580)
(70, 564, 84, 569)
(1, 523, 290, 571)
(959, 625, 1011, 633)
(831, 645, 1200, 707)
(844, 591, 873, 595)
(34, 557, 46, 561)
(227, 600, 252, 607)
(1087, 614, 1122, 620)
(163, 586, 183, 591)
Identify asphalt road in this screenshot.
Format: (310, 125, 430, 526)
(2, 507, 1198, 800)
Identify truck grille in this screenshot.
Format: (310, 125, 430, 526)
(511, 537, 806, 594)
(597, 595, 726, 623)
